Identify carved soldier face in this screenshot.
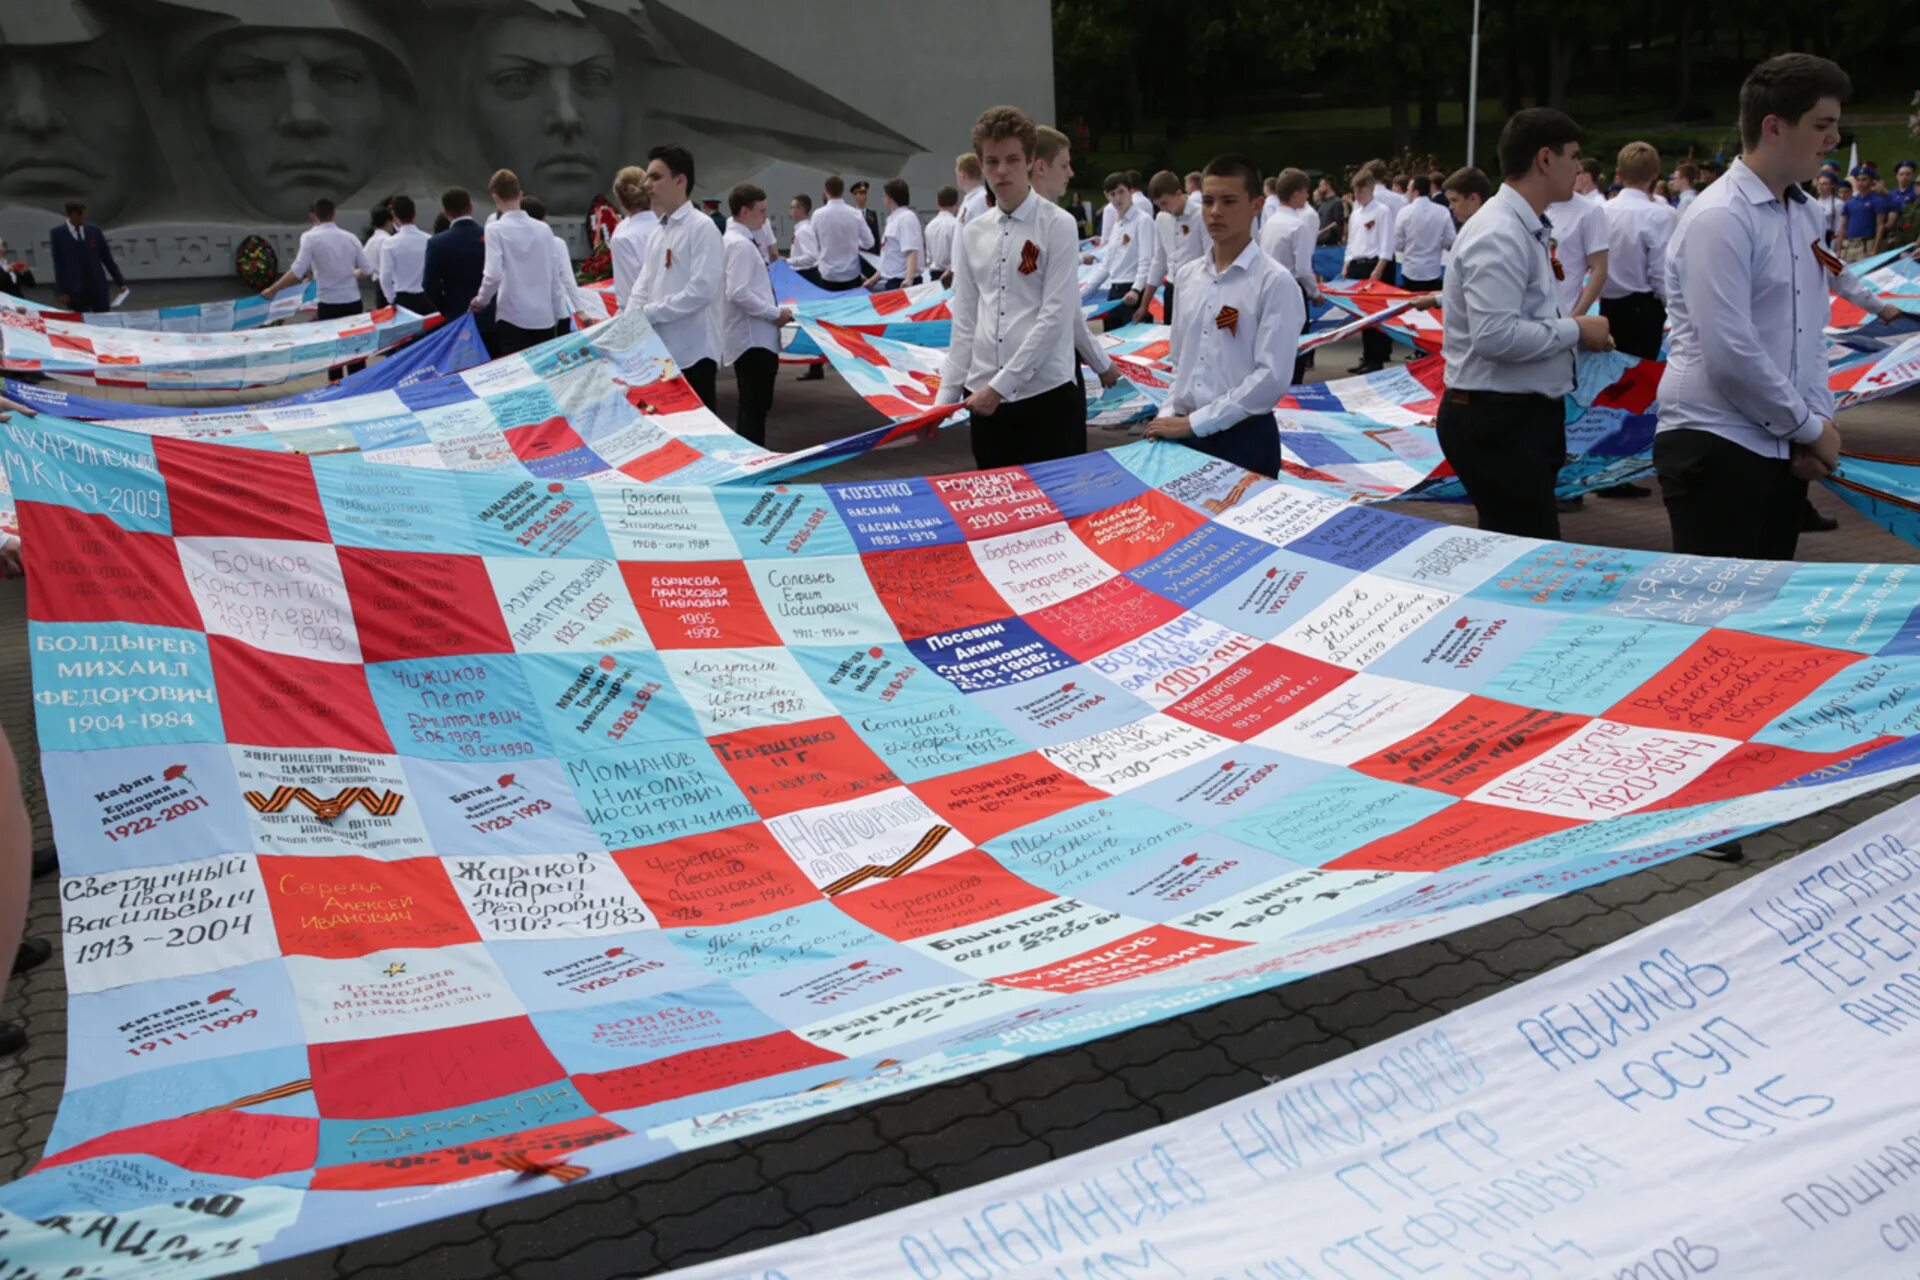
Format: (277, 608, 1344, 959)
(472, 15, 620, 216)
(201, 30, 392, 221)
(0, 39, 143, 220)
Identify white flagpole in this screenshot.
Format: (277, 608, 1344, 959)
(1465, 0, 1482, 170)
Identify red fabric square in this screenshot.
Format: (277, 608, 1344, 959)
(312, 1116, 627, 1190)
(618, 437, 702, 482)
(990, 925, 1248, 992)
(613, 822, 822, 925)
(709, 716, 900, 819)
(863, 543, 1011, 641)
(1352, 696, 1583, 797)
(1027, 577, 1184, 664)
(573, 1031, 842, 1112)
(621, 560, 779, 648)
(1604, 630, 1862, 741)
(1327, 802, 1578, 872)
(337, 547, 512, 663)
(49, 331, 93, 354)
(1649, 737, 1904, 810)
(260, 853, 479, 959)
(154, 436, 330, 542)
(308, 1016, 565, 1118)
(930, 470, 1062, 539)
(869, 288, 913, 316)
(909, 751, 1108, 845)
(833, 848, 1055, 941)
(504, 415, 588, 463)
(624, 376, 703, 416)
(17, 502, 200, 629)
(1165, 645, 1352, 741)
(209, 635, 392, 752)
(1070, 492, 1207, 572)
(37, 1112, 316, 1179)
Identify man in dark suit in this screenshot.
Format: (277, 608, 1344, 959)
(850, 181, 883, 263)
(424, 186, 491, 337)
(47, 202, 124, 313)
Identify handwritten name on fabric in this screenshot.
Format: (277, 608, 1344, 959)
(0, 281, 318, 333)
(9, 416, 1920, 1275)
(671, 790, 1920, 1279)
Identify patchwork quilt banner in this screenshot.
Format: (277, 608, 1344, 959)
(1, 315, 492, 422)
(0, 282, 319, 333)
(8, 416, 1920, 1276)
(0, 306, 439, 389)
(672, 791, 1920, 1279)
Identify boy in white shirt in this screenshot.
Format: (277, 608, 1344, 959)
(936, 106, 1084, 468)
(261, 196, 372, 380)
(1030, 125, 1122, 402)
(1544, 187, 1609, 315)
(1147, 170, 1201, 324)
(925, 187, 960, 279)
(377, 194, 433, 316)
(811, 174, 873, 292)
(865, 178, 924, 291)
(721, 183, 794, 445)
(365, 206, 393, 307)
(1393, 173, 1456, 293)
(630, 144, 726, 408)
(1144, 154, 1303, 478)
(1089, 172, 1152, 309)
(1258, 167, 1323, 382)
(1343, 173, 1397, 372)
(608, 166, 658, 307)
(470, 169, 583, 358)
(955, 153, 989, 226)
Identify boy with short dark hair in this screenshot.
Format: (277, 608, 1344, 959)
(926, 186, 960, 280)
(1089, 171, 1152, 308)
(632, 144, 725, 408)
(1144, 154, 1304, 477)
(866, 177, 924, 291)
(722, 182, 793, 445)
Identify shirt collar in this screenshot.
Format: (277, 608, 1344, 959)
(997, 191, 1039, 223)
(1726, 158, 1782, 206)
(1206, 238, 1265, 279)
(1495, 184, 1551, 240)
(499, 209, 529, 223)
(1616, 187, 1651, 205)
(453, 215, 476, 226)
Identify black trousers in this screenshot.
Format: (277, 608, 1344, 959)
(1434, 389, 1567, 539)
(1161, 281, 1174, 327)
(1106, 283, 1135, 303)
(490, 321, 552, 359)
(817, 273, 866, 293)
(1293, 281, 1315, 385)
(1185, 413, 1280, 478)
(1402, 275, 1442, 294)
(1345, 259, 1393, 366)
(373, 287, 390, 310)
(877, 276, 905, 291)
(393, 290, 433, 316)
(1599, 292, 1667, 362)
(968, 380, 1085, 470)
(732, 347, 778, 445)
(683, 357, 718, 410)
(316, 299, 366, 381)
(1654, 428, 1806, 561)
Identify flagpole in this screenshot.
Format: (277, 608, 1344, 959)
(1465, 0, 1482, 170)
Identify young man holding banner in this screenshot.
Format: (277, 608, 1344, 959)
(936, 106, 1083, 470)
(1144, 155, 1304, 478)
(1655, 54, 1902, 560)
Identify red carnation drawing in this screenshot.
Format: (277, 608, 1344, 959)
(498, 773, 519, 789)
(164, 764, 189, 782)
(206, 988, 246, 1009)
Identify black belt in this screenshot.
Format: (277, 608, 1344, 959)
(1444, 388, 1555, 405)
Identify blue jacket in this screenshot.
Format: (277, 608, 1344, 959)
(424, 217, 488, 323)
(48, 221, 124, 310)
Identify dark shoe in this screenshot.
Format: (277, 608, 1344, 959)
(13, 938, 50, 977)
(1595, 482, 1652, 498)
(30, 846, 55, 880)
(1557, 496, 1584, 513)
(797, 365, 824, 381)
(1801, 509, 1840, 532)
(0, 1022, 24, 1055)
(1704, 840, 1745, 863)
(1349, 362, 1383, 375)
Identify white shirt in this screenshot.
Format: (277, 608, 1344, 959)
(878, 205, 925, 280)
(959, 185, 989, 227)
(924, 209, 959, 274)
(549, 232, 592, 321)
(1440, 184, 1579, 398)
(1090, 205, 1152, 292)
(289, 223, 369, 305)
(632, 201, 725, 369)
(1160, 240, 1304, 437)
(1599, 187, 1675, 301)
(1544, 197, 1607, 310)
(789, 218, 820, 271)
(1131, 190, 1153, 220)
(1657, 161, 1879, 459)
(1261, 194, 1282, 226)
(1185, 192, 1202, 217)
(1258, 205, 1321, 301)
(1813, 193, 1846, 243)
(1344, 195, 1396, 265)
(721, 226, 784, 365)
(378, 223, 430, 299)
(1676, 187, 1698, 213)
(610, 210, 658, 305)
(726, 217, 778, 263)
(1576, 188, 1605, 208)
(812, 197, 872, 283)
(936, 188, 1080, 404)
(365, 226, 391, 289)
(1375, 188, 1408, 216)
(474, 209, 572, 330)
(1393, 196, 1456, 282)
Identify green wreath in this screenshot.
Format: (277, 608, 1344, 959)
(235, 235, 280, 291)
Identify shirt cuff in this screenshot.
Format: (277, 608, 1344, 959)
(1788, 409, 1825, 446)
(934, 384, 964, 407)
(986, 369, 1028, 401)
(1550, 317, 1580, 350)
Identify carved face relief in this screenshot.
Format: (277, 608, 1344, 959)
(0, 40, 144, 219)
(471, 15, 621, 216)
(201, 31, 392, 221)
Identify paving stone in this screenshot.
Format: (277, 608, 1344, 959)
(1011, 1076, 1145, 1140)
(1393, 957, 1505, 1006)
(1309, 984, 1429, 1037)
(752, 1114, 891, 1183)
(1153, 1068, 1265, 1122)
(1108, 1042, 1246, 1108)
(1475, 931, 1583, 979)
(513, 1232, 660, 1280)
(921, 1136, 1053, 1195)
(785, 1145, 921, 1217)
(352, 1237, 505, 1280)
(868, 1080, 1003, 1142)
(899, 1109, 1034, 1176)
(1080, 1019, 1204, 1073)
(494, 1190, 655, 1269)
